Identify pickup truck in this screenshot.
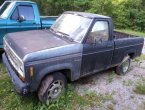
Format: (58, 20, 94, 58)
(3, 11, 144, 103)
(0, 1, 57, 48)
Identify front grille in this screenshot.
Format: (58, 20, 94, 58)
(4, 40, 22, 72)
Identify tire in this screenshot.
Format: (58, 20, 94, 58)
(38, 72, 67, 103)
(116, 56, 131, 75)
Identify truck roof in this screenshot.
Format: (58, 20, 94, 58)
(6, 0, 35, 4)
(64, 11, 111, 19)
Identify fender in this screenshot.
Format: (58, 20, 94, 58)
(30, 62, 81, 91)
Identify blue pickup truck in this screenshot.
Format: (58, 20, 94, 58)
(0, 0, 57, 48)
(3, 11, 144, 103)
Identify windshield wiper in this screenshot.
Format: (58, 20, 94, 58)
(62, 34, 73, 42)
(50, 28, 73, 42)
(55, 30, 73, 42)
(56, 30, 69, 36)
(59, 32, 73, 42)
(50, 28, 56, 33)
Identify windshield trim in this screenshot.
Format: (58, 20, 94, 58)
(76, 19, 93, 43)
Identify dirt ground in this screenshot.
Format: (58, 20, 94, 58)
(74, 40, 145, 110)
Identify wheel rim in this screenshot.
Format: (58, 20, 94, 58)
(47, 80, 64, 102)
(122, 59, 129, 73)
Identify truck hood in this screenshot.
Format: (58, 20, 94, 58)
(5, 30, 72, 59)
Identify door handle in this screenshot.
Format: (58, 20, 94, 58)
(107, 44, 112, 47)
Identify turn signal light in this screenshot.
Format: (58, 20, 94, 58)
(30, 67, 34, 77)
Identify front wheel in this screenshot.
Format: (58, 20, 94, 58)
(38, 72, 67, 103)
(116, 56, 131, 75)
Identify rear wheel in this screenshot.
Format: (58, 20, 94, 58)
(38, 72, 67, 103)
(116, 56, 131, 75)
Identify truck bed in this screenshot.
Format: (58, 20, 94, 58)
(111, 31, 144, 66)
(114, 31, 137, 39)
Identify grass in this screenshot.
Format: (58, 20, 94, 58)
(116, 29, 145, 37)
(134, 78, 145, 95)
(38, 89, 113, 110)
(134, 54, 145, 63)
(108, 71, 115, 83)
(123, 79, 133, 86)
(0, 63, 114, 110)
(134, 82, 145, 95)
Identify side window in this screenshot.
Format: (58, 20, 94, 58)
(17, 5, 34, 20)
(88, 21, 109, 43)
(11, 8, 18, 20)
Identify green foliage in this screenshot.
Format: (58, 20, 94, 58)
(134, 78, 145, 95)
(108, 71, 115, 83)
(0, 0, 4, 5)
(87, 0, 113, 16)
(0, 0, 145, 31)
(134, 54, 145, 62)
(32, 0, 92, 16)
(31, 0, 145, 32)
(1, 0, 145, 31)
(116, 29, 145, 37)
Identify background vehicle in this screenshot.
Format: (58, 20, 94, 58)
(3, 11, 144, 103)
(0, 1, 57, 48)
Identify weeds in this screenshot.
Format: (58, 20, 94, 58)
(134, 54, 145, 63)
(134, 78, 145, 95)
(134, 82, 145, 94)
(41, 87, 114, 110)
(108, 71, 115, 83)
(123, 79, 133, 86)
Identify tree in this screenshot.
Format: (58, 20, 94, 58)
(87, 0, 113, 16)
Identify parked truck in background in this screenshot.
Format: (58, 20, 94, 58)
(0, 1, 57, 48)
(3, 11, 144, 103)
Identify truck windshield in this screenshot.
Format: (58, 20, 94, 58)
(51, 13, 92, 42)
(0, 2, 14, 19)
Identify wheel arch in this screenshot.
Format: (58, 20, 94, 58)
(128, 53, 136, 59)
(33, 64, 74, 91)
(125, 49, 136, 59)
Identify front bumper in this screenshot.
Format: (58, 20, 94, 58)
(2, 53, 29, 95)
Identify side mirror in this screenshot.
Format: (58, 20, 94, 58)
(18, 15, 25, 22)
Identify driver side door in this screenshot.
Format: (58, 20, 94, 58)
(7, 6, 21, 33)
(81, 20, 114, 76)
(17, 5, 39, 31)
(7, 5, 38, 34)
